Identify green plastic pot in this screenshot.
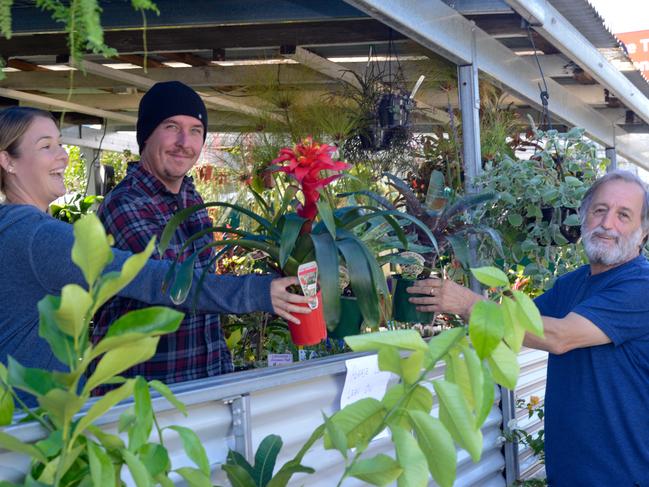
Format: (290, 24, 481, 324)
(329, 296, 363, 339)
(392, 276, 434, 324)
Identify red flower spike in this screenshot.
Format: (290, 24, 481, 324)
(272, 137, 350, 223)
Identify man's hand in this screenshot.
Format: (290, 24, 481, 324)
(407, 277, 484, 321)
(270, 276, 311, 324)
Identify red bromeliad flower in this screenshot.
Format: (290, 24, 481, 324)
(272, 137, 350, 221)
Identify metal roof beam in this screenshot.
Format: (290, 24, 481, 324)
(74, 60, 278, 122)
(0, 87, 137, 124)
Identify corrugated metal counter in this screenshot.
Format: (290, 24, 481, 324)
(0, 351, 511, 486)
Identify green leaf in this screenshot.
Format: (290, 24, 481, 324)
(74, 380, 135, 443)
(348, 454, 402, 486)
(226, 450, 255, 482)
(129, 377, 154, 452)
(92, 238, 156, 313)
(346, 329, 428, 353)
(563, 213, 580, 226)
(392, 427, 429, 487)
(7, 357, 61, 397)
(53, 284, 93, 340)
(310, 231, 340, 328)
(278, 214, 307, 269)
(470, 267, 510, 288)
(0, 387, 14, 426)
(433, 380, 483, 462)
(105, 307, 184, 339)
(84, 337, 159, 393)
(322, 413, 347, 459)
(0, 431, 48, 463)
(140, 444, 171, 478)
(72, 214, 113, 287)
(383, 384, 433, 429)
(122, 449, 154, 487)
(34, 431, 62, 458)
(507, 213, 523, 227)
(337, 236, 380, 327)
(377, 349, 423, 385)
(486, 342, 519, 390)
(424, 327, 466, 369)
(445, 347, 482, 411)
(222, 464, 256, 487)
(252, 434, 282, 487)
(87, 425, 125, 451)
(512, 290, 544, 337)
(37, 389, 84, 428)
(408, 411, 456, 487)
(149, 380, 187, 415)
(477, 364, 495, 429)
(38, 295, 77, 367)
(87, 441, 114, 487)
(502, 297, 525, 353)
(159, 202, 278, 255)
(176, 467, 214, 487)
(167, 252, 198, 306)
(167, 426, 210, 476)
(469, 301, 504, 359)
(325, 398, 386, 450)
(316, 199, 336, 239)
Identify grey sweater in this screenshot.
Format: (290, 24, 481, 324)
(0, 204, 274, 375)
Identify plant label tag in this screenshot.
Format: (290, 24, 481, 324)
(298, 349, 308, 361)
(267, 353, 293, 367)
(298, 261, 319, 309)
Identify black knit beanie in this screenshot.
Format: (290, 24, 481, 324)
(136, 81, 208, 154)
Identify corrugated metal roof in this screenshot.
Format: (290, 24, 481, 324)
(548, 0, 649, 89)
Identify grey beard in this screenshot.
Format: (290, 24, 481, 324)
(581, 225, 643, 267)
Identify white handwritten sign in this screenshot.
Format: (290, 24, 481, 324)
(340, 354, 393, 408)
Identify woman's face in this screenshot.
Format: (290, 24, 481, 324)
(3, 116, 69, 210)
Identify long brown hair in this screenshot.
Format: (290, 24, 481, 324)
(0, 106, 56, 200)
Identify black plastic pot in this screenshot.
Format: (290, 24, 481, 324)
(329, 296, 363, 339)
(559, 207, 581, 243)
(392, 276, 434, 324)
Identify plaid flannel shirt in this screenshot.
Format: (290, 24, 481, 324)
(91, 163, 232, 390)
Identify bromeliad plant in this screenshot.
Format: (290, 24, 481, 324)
(0, 215, 213, 487)
(221, 266, 545, 487)
(160, 137, 436, 331)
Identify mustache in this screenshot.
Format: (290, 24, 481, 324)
(584, 226, 620, 242)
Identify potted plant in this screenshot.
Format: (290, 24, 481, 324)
(476, 126, 603, 289)
(159, 137, 436, 344)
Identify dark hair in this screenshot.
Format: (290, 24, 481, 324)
(0, 107, 56, 198)
(579, 169, 649, 233)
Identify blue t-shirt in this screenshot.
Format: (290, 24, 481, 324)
(535, 255, 649, 487)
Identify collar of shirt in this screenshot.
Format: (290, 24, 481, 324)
(126, 162, 198, 209)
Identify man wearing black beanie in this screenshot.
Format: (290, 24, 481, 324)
(91, 81, 308, 392)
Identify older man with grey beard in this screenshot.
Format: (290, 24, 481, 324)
(406, 170, 649, 486)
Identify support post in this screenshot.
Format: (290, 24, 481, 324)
(80, 146, 100, 196)
(457, 24, 482, 293)
(605, 147, 617, 172)
(228, 395, 253, 462)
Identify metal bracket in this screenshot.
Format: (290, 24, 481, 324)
(500, 386, 520, 485)
(224, 395, 253, 462)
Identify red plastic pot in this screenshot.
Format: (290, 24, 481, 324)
(288, 291, 327, 346)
